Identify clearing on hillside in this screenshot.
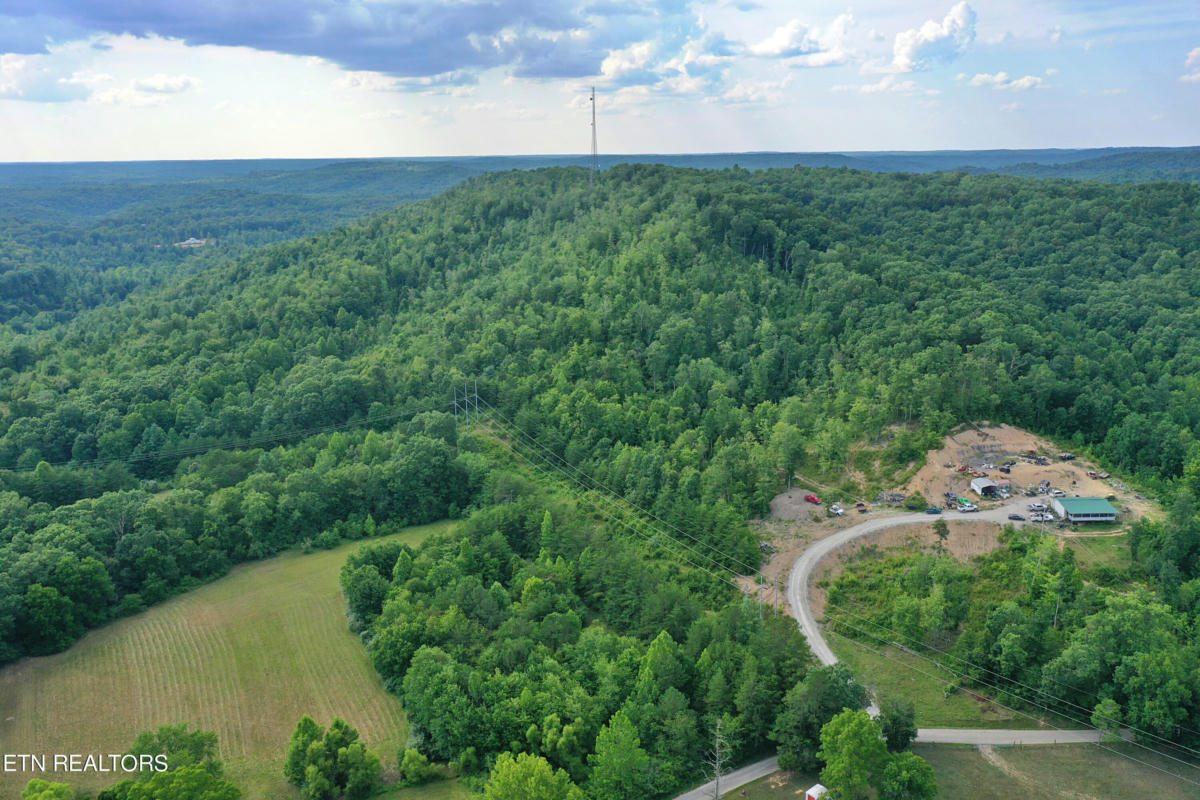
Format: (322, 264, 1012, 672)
(0, 521, 455, 799)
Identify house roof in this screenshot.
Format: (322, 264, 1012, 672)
(970, 477, 998, 489)
(1056, 497, 1117, 515)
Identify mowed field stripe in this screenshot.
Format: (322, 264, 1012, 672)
(0, 521, 451, 799)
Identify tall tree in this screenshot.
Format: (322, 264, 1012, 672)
(587, 711, 651, 800)
(483, 752, 584, 800)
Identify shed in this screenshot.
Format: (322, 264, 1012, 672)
(806, 785, 828, 800)
(970, 477, 998, 497)
(1051, 497, 1117, 523)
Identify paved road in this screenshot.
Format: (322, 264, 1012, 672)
(670, 503, 1091, 799)
(786, 500, 1028, 667)
(916, 728, 1099, 744)
(673, 756, 780, 800)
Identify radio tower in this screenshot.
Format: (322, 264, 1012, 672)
(589, 86, 598, 184)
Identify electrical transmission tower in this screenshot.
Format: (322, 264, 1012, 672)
(452, 380, 480, 424)
(589, 85, 598, 184)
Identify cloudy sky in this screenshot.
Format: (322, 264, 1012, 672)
(1, 0, 1197, 160)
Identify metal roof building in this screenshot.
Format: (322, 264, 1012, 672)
(970, 477, 998, 497)
(1052, 497, 1118, 523)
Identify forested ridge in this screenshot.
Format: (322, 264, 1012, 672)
(0, 160, 480, 328)
(2, 163, 1200, 692)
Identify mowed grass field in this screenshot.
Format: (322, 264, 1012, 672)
(739, 743, 1200, 799)
(0, 521, 455, 799)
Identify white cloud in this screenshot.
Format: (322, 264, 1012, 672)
(0, 52, 91, 102)
(92, 87, 165, 107)
(600, 41, 656, 81)
(1184, 47, 1200, 82)
(964, 71, 1044, 90)
(709, 77, 791, 105)
(132, 73, 198, 93)
(748, 13, 854, 67)
(833, 74, 923, 94)
(893, 2, 976, 72)
(1048, 25, 1064, 44)
(340, 68, 475, 94)
(1001, 101, 1021, 112)
(1045, 67, 1059, 76)
(750, 19, 814, 58)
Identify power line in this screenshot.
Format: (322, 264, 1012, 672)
(824, 610, 1200, 782)
(4, 399, 462, 474)
(477, 397, 764, 576)
(829, 595, 1200, 754)
(480, 416, 737, 588)
(826, 627, 1200, 789)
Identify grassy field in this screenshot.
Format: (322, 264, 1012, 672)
(738, 743, 1200, 799)
(0, 521, 457, 799)
(1066, 534, 1130, 571)
(827, 634, 1071, 730)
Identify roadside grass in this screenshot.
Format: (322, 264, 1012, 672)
(737, 743, 1199, 800)
(827, 634, 1070, 730)
(1000, 742, 1200, 800)
(0, 521, 458, 800)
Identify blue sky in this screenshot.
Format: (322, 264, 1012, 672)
(0, 0, 1197, 160)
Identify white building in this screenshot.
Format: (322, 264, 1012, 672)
(1052, 497, 1118, 523)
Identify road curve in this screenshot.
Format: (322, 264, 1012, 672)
(670, 503, 1088, 799)
(786, 501, 1027, 666)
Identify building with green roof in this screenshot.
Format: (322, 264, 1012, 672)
(1051, 497, 1118, 523)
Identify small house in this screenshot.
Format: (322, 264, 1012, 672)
(970, 477, 998, 498)
(1051, 497, 1117, 523)
(806, 785, 828, 800)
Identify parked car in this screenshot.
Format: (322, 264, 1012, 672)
(804, 494, 822, 504)
(1028, 503, 1048, 511)
(998, 466, 1011, 474)
(959, 504, 978, 512)
(1008, 513, 1026, 521)
(830, 504, 845, 517)
(1050, 489, 1066, 498)
(925, 507, 942, 514)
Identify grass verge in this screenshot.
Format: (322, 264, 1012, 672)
(827, 634, 1066, 730)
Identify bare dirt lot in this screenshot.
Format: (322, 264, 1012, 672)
(907, 423, 1155, 519)
(749, 423, 1155, 621)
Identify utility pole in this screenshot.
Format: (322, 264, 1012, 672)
(589, 86, 598, 184)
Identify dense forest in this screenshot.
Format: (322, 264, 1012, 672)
(338, 488, 810, 797)
(7, 146, 1199, 330)
(0, 160, 480, 328)
(2, 162, 1200, 743)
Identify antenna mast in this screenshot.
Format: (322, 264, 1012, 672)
(589, 86, 598, 184)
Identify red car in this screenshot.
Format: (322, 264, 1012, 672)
(804, 494, 822, 504)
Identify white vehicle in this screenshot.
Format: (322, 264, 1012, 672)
(1030, 512, 1056, 522)
(1049, 489, 1066, 498)
(1028, 503, 1048, 512)
(830, 504, 845, 517)
(958, 503, 979, 512)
